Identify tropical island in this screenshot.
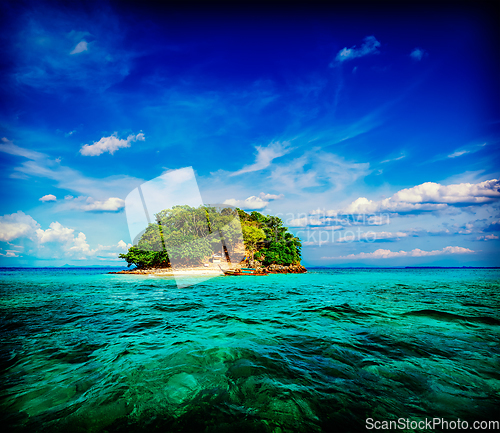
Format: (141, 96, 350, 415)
(116, 205, 306, 275)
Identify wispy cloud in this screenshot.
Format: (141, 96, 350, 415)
(15, 159, 142, 200)
(0, 137, 44, 160)
(326, 246, 475, 260)
(80, 132, 145, 156)
(229, 141, 292, 176)
(337, 231, 409, 242)
(428, 142, 490, 164)
(0, 140, 143, 200)
(448, 150, 469, 158)
(70, 40, 88, 55)
(270, 149, 370, 193)
(8, 5, 135, 93)
(410, 48, 427, 61)
(332, 36, 381, 65)
(476, 234, 498, 241)
(381, 154, 405, 164)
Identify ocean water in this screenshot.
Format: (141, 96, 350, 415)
(0, 267, 499, 432)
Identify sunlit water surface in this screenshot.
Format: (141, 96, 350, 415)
(0, 268, 499, 432)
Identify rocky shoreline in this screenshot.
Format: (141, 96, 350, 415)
(109, 263, 307, 275)
(263, 263, 307, 274)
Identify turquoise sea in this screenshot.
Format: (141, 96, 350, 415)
(0, 268, 499, 432)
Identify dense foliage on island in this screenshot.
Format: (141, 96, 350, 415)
(119, 205, 302, 269)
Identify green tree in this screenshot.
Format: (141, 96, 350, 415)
(241, 223, 266, 260)
(119, 246, 170, 269)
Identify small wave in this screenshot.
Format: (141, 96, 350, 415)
(153, 302, 204, 312)
(461, 302, 492, 308)
(47, 342, 105, 364)
(0, 349, 18, 371)
(171, 340, 194, 346)
(125, 318, 165, 331)
(207, 313, 262, 325)
(402, 309, 500, 326)
(303, 303, 372, 319)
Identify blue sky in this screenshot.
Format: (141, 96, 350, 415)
(1, 0, 499, 267)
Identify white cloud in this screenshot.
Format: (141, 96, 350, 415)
(410, 48, 426, 61)
(341, 197, 448, 214)
(337, 231, 409, 242)
(327, 246, 475, 260)
(366, 215, 390, 225)
(476, 234, 499, 241)
(259, 192, 284, 200)
(223, 191, 284, 210)
(391, 179, 500, 204)
(69, 232, 94, 255)
(448, 150, 469, 158)
(94, 240, 132, 257)
(70, 40, 88, 55)
(35, 222, 130, 258)
(80, 132, 145, 156)
(35, 224, 127, 258)
(296, 212, 393, 229)
(223, 196, 268, 210)
(336, 179, 500, 214)
(36, 222, 75, 244)
(334, 36, 381, 64)
(117, 240, 131, 250)
(288, 216, 324, 227)
(0, 250, 19, 258)
(38, 195, 125, 213)
(229, 141, 292, 176)
(81, 197, 125, 212)
(35, 222, 131, 258)
(39, 194, 57, 202)
(0, 211, 131, 260)
(458, 222, 474, 234)
(0, 211, 40, 242)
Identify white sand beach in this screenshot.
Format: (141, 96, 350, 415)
(111, 262, 235, 276)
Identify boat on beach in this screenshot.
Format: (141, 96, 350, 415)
(219, 266, 268, 276)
